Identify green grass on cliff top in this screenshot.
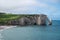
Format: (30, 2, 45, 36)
(0, 14, 20, 22)
(0, 13, 23, 24)
(0, 13, 35, 24)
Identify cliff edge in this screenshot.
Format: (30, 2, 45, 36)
(7, 14, 52, 26)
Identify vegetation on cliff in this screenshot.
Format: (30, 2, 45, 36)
(0, 13, 20, 25)
(0, 13, 36, 25)
(0, 13, 52, 25)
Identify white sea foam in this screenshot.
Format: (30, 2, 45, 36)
(0, 26, 16, 31)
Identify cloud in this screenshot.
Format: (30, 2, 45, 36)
(0, 0, 36, 8)
(0, 0, 60, 20)
(0, 0, 48, 13)
(0, 0, 59, 14)
(0, 0, 48, 8)
(0, 0, 36, 13)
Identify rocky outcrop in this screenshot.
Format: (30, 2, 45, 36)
(7, 14, 52, 26)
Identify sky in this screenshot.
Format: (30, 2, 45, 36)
(0, 0, 60, 20)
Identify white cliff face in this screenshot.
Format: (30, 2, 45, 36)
(19, 18, 25, 26)
(36, 14, 47, 25)
(37, 16, 41, 25)
(36, 14, 52, 25)
(48, 18, 52, 25)
(7, 14, 52, 26)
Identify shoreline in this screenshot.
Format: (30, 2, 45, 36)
(0, 26, 16, 31)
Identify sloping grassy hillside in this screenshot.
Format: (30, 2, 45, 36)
(0, 13, 36, 25)
(0, 13, 21, 25)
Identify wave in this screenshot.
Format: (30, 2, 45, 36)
(0, 26, 16, 31)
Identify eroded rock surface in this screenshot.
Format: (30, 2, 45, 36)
(7, 14, 52, 26)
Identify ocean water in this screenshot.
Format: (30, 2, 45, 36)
(0, 20, 60, 40)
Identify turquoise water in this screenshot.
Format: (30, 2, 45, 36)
(0, 20, 60, 40)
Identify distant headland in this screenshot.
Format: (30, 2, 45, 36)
(0, 13, 52, 26)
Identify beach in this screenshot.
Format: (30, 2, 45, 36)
(0, 26, 16, 31)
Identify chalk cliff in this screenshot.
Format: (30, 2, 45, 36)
(7, 14, 52, 26)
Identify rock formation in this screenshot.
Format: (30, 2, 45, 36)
(7, 14, 52, 26)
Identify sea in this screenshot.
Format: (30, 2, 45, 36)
(0, 20, 60, 40)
